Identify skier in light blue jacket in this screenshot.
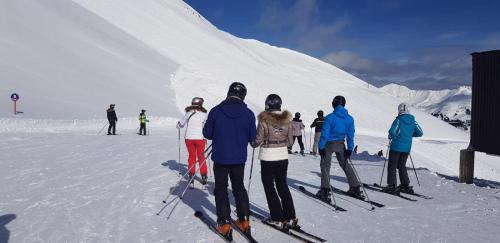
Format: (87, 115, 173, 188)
(384, 103, 423, 194)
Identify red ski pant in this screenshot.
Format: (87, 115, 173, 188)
(185, 139, 207, 175)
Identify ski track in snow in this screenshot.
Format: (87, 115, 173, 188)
(1, 128, 499, 243)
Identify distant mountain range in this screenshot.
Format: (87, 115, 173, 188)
(381, 83, 471, 130)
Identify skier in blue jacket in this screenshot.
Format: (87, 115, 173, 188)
(203, 82, 256, 237)
(316, 95, 364, 201)
(384, 103, 423, 194)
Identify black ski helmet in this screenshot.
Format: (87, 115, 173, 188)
(191, 97, 204, 106)
(295, 112, 301, 119)
(317, 110, 324, 117)
(265, 94, 282, 111)
(110, 104, 115, 108)
(332, 96, 346, 108)
(141, 109, 146, 113)
(227, 82, 247, 100)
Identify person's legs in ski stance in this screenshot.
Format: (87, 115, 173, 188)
(385, 150, 400, 194)
(274, 160, 296, 224)
(312, 132, 321, 155)
(229, 164, 250, 233)
(288, 136, 297, 154)
(397, 152, 413, 193)
(195, 140, 208, 184)
(213, 163, 232, 234)
(317, 144, 333, 202)
(139, 123, 146, 135)
(261, 161, 284, 222)
(335, 146, 363, 199)
(108, 121, 116, 135)
(297, 135, 305, 155)
(185, 140, 198, 176)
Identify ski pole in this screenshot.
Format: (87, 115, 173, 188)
(247, 148, 256, 198)
(165, 150, 213, 219)
(408, 153, 420, 186)
(97, 122, 107, 135)
(378, 140, 391, 186)
(178, 127, 181, 174)
(162, 144, 212, 203)
(347, 157, 375, 210)
(309, 128, 313, 152)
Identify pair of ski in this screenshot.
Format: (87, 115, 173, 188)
(362, 183, 432, 201)
(297, 186, 347, 211)
(371, 183, 433, 200)
(250, 211, 326, 243)
(329, 186, 385, 208)
(195, 211, 257, 243)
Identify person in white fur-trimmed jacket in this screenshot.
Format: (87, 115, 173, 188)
(177, 97, 208, 184)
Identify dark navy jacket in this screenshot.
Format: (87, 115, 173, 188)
(203, 97, 256, 165)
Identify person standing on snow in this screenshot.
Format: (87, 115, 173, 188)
(252, 94, 297, 230)
(106, 104, 117, 135)
(203, 82, 256, 237)
(384, 103, 423, 194)
(177, 97, 208, 185)
(310, 110, 325, 156)
(288, 112, 305, 155)
(138, 109, 149, 135)
(316, 96, 364, 201)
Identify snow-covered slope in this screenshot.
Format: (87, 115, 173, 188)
(1, 0, 466, 141)
(381, 83, 471, 123)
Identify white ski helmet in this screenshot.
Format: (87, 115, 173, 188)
(398, 103, 410, 115)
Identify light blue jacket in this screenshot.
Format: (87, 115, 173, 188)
(388, 114, 423, 152)
(319, 106, 355, 151)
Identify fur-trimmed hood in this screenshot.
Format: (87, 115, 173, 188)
(185, 105, 207, 113)
(258, 110, 292, 126)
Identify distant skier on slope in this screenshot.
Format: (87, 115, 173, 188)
(384, 103, 423, 194)
(106, 104, 117, 135)
(203, 82, 256, 237)
(288, 112, 305, 155)
(316, 96, 364, 200)
(177, 97, 208, 185)
(138, 109, 149, 135)
(310, 110, 325, 156)
(252, 94, 298, 230)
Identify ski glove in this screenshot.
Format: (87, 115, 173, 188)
(344, 150, 352, 159)
(176, 122, 184, 129)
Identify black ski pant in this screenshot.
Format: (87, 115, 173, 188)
(213, 163, 249, 224)
(107, 121, 116, 135)
(387, 150, 410, 186)
(139, 123, 146, 135)
(261, 159, 296, 221)
(288, 136, 304, 152)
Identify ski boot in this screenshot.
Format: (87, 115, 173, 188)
(217, 221, 233, 240)
(315, 187, 332, 203)
(264, 218, 289, 231)
(289, 218, 300, 230)
(235, 217, 251, 234)
(399, 184, 414, 194)
(382, 184, 399, 195)
(288, 149, 293, 154)
(300, 150, 305, 156)
(201, 174, 208, 185)
(188, 173, 195, 188)
(347, 186, 365, 200)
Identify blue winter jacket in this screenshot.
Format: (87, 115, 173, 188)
(203, 97, 257, 165)
(319, 106, 355, 151)
(388, 114, 423, 153)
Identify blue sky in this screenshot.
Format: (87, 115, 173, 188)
(185, 0, 500, 90)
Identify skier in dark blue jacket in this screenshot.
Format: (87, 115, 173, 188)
(384, 103, 423, 194)
(316, 96, 364, 201)
(203, 82, 256, 237)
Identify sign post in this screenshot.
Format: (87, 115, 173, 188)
(11, 93, 19, 115)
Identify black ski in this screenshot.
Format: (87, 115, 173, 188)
(194, 211, 234, 243)
(298, 186, 347, 211)
(250, 211, 326, 242)
(373, 184, 433, 199)
(362, 183, 417, 202)
(230, 219, 258, 243)
(330, 186, 385, 208)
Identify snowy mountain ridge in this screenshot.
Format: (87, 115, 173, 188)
(381, 83, 471, 127)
